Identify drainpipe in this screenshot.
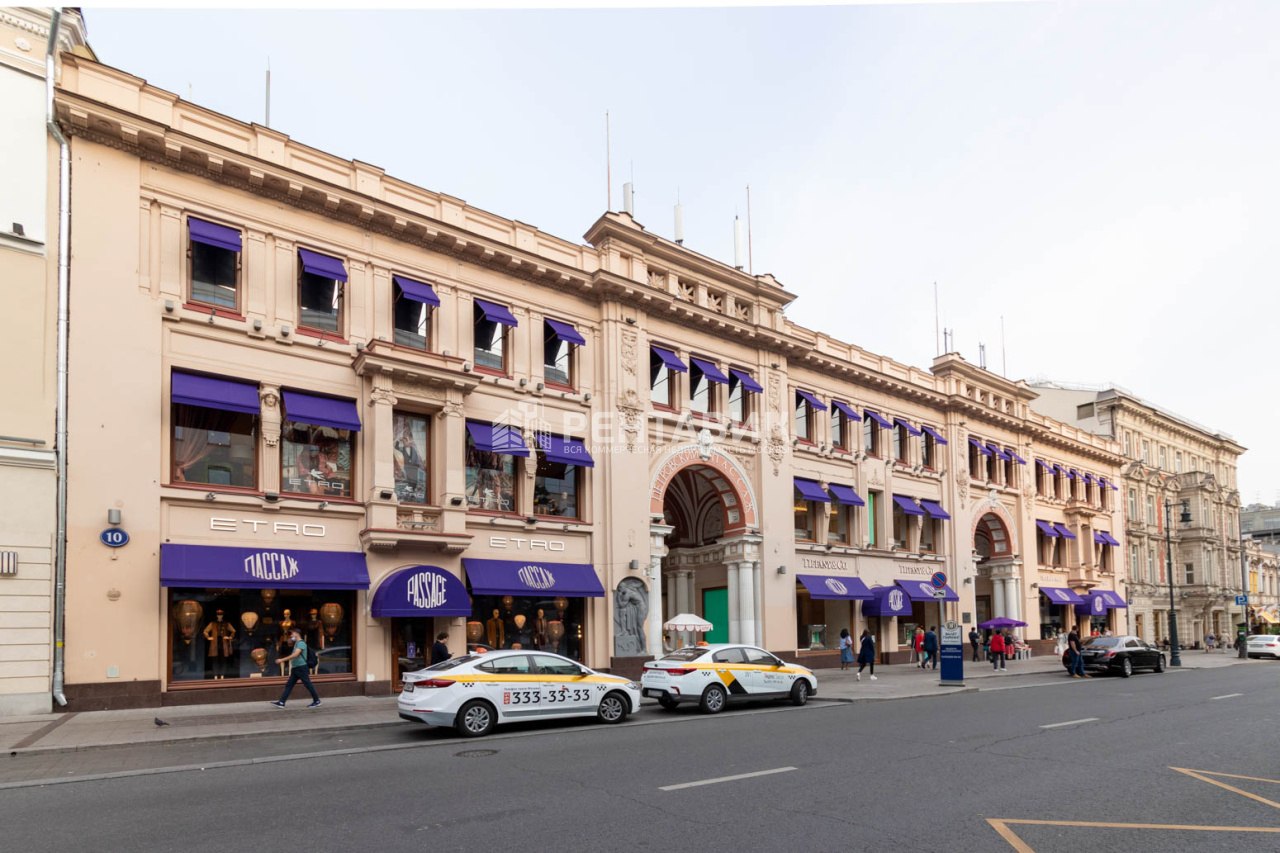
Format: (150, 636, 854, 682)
(46, 8, 70, 708)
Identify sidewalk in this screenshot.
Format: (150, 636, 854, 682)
(0, 652, 1257, 756)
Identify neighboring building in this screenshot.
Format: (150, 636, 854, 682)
(44, 52, 1126, 711)
(1030, 382, 1246, 646)
(1242, 502, 1280, 549)
(1243, 538, 1280, 632)
(0, 8, 91, 714)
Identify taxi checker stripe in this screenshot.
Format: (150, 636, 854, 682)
(717, 669, 750, 695)
(429, 674, 628, 685)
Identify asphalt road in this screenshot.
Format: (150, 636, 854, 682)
(5, 665, 1280, 852)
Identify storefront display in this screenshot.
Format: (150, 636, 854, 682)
(1039, 587, 1084, 638)
(370, 566, 473, 687)
(462, 558, 604, 662)
(392, 412, 429, 504)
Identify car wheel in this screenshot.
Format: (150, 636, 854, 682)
(657, 695, 679, 711)
(700, 684, 727, 714)
(597, 691, 629, 724)
(1120, 658, 1133, 678)
(1154, 655, 1165, 673)
(455, 700, 496, 738)
(789, 679, 810, 706)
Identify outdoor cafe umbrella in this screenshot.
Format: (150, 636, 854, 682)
(664, 613, 714, 633)
(978, 617, 1028, 630)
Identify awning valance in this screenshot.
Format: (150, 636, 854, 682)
(466, 421, 530, 457)
(970, 438, 993, 456)
(919, 499, 951, 520)
(921, 425, 948, 445)
(536, 434, 594, 467)
(832, 400, 861, 422)
(474, 297, 518, 327)
(898, 579, 959, 602)
(862, 584, 912, 617)
(796, 390, 825, 411)
(371, 566, 471, 618)
(1053, 522, 1077, 540)
(1008, 450, 1027, 465)
(1036, 520, 1061, 538)
(1039, 586, 1085, 605)
(463, 558, 605, 597)
(793, 477, 831, 503)
(988, 444, 1013, 461)
(160, 543, 369, 590)
(282, 390, 361, 431)
(393, 274, 441, 307)
(798, 575, 873, 601)
(893, 495, 925, 516)
(690, 357, 730, 384)
(188, 217, 242, 253)
(172, 371, 260, 415)
(895, 418, 922, 437)
(863, 410, 893, 429)
(544, 318, 586, 346)
(1094, 530, 1120, 547)
(728, 368, 762, 393)
(298, 248, 348, 282)
(828, 483, 865, 507)
(651, 346, 688, 373)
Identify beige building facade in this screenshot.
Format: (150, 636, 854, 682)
(0, 8, 90, 715)
(46, 53, 1130, 711)
(1031, 384, 1247, 646)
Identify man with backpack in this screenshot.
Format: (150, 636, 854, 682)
(271, 627, 321, 708)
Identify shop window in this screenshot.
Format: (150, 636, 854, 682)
(794, 488, 816, 541)
(728, 374, 747, 424)
(393, 283, 432, 350)
(863, 418, 879, 457)
(534, 458, 580, 519)
(168, 588, 354, 684)
(866, 491, 880, 548)
(892, 501, 909, 550)
(465, 428, 518, 512)
(281, 422, 354, 499)
(470, 595, 585, 661)
(189, 230, 239, 311)
(828, 503, 849, 545)
(690, 363, 713, 415)
(794, 393, 812, 442)
(893, 424, 908, 463)
(298, 259, 344, 336)
(922, 432, 936, 469)
(650, 350, 674, 407)
(392, 411, 429, 504)
(474, 303, 507, 371)
(171, 403, 257, 488)
(543, 321, 575, 388)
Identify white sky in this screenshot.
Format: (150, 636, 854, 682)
(81, 1, 1279, 503)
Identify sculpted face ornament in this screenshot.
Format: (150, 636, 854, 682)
(517, 565, 556, 590)
(824, 578, 848, 596)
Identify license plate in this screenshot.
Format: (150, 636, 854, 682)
(643, 688, 665, 698)
(647, 671, 667, 679)
(402, 683, 414, 692)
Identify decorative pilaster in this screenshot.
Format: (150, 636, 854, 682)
(648, 522, 674, 658)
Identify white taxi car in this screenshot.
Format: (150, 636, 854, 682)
(641, 644, 817, 713)
(398, 650, 642, 738)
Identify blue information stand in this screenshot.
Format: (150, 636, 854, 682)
(939, 622, 964, 685)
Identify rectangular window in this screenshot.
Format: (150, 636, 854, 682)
(1099, 544, 1111, 571)
(543, 320, 581, 388)
(650, 350, 674, 407)
(1185, 562, 1195, 585)
(1128, 489, 1138, 520)
(534, 458, 580, 519)
(1175, 452, 1182, 473)
(794, 490, 816, 541)
(922, 432, 936, 469)
(392, 411, 429, 504)
(919, 517, 936, 553)
(465, 428, 518, 512)
(1158, 446, 1166, 470)
(172, 404, 257, 488)
(863, 418, 879, 456)
(1004, 456, 1015, 487)
(1146, 495, 1156, 526)
(866, 491, 880, 547)
(281, 422, 354, 499)
(690, 362, 712, 415)
(831, 405, 846, 450)
(892, 501, 909, 550)
(393, 283, 432, 350)
(474, 303, 508, 371)
(986, 451, 998, 482)
(189, 229, 239, 311)
(1123, 432, 1132, 456)
(1130, 544, 1140, 580)
(728, 374, 747, 424)
(893, 424, 908, 463)
(1141, 441, 1150, 463)
(794, 393, 812, 442)
(1148, 549, 1156, 584)
(827, 503, 849, 545)
(298, 250, 345, 336)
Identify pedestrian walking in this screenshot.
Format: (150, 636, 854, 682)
(969, 626, 981, 662)
(1204, 632, 1215, 653)
(856, 630, 877, 681)
(989, 630, 1006, 672)
(922, 626, 939, 670)
(430, 631, 451, 665)
(270, 627, 320, 708)
(1067, 627, 1088, 678)
(839, 628, 854, 671)
(911, 626, 925, 664)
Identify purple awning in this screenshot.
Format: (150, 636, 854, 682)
(371, 566, 471, 617)
(862, 584, 912, 617)
(651, 346, 688, 373)
(475, 297, 518, 327)
(1036, 520, 1061, 538)
(863, 410, 893, 429)
(298, 248, 348, 282)
(160, 543, 369, 590)
(798, 574, 873, 601)
(545, 318, 586, 346)
(893, 495, 925, 516)
(895, 418, 922, 437)
(172, 371, 259, 415)
(466, 421, 530, 457)
(1075, 594, 1109, 616)
(393, 274, 441, 307)
(970, 438, 993, 456)
(1066, 468, 1078, 480)
(919, 499, 951, 520)
(188, 217, 241, 253)
(536, 433, 594, 467)
(899, 579, 959, 602)
(988, 444, 1013, 461)
(1036, 459, 1051, 469)
(1051, 463, 1066, 475)
(1095, 530, 1120, 547)
(828, 483, 865, 507)
(1039, 586, 1084, 606)
(921, 425, 948, 445)
(794, 477, 831, 503)
(282, 390, 361, 431)
(797, 390, 825, 411)
(463, 558, 605, 597)
(690, 357, 730, 385)
(728, 368, 762, 394)
(1095, 590, 1128, 608)
(1083, 473, 1096, 485)
(1008, 449, 1027, 465)
(1099, 477, 1119, 491)
(1053, 522, 1077, 540)
(832, 400, 861, 422)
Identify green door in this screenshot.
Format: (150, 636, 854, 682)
(703, 588, 729, 644)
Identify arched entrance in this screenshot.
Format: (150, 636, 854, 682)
(647, 444, 760, 654)
(973, 510, 1022, 635)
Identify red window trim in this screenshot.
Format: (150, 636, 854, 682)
(651, 402, 678, 414)
(279, 492, 362, 505)
(544, 379, 575, 393)
(473, 365, 510, 379)
(182, 302, 246, 322)
(165, 482, 264, 498)
(295, 324, 348, 344)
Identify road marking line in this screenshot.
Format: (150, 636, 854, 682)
(659, 766, 797, 791)
(1171, 767, 1280, 809)
(1038, 717, 1098, 729)
(1210, 693, 1243, 700)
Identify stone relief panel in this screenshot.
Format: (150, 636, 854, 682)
(613, 577, 648, 657)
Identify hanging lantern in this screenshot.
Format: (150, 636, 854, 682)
(501, 595, 514, 611)
(173, 600, 203, 645)
(513, 614, 527, 630)
(250, 648, 268, 673)
(261, 589, 277, 608)
(466, 621, 483, 644)
(553, 597, 569, 612)
(240, 611, 259, 635)
(319, 603, 344, 640)
(547, 621, 565, 644)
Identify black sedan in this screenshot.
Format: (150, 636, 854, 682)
(1062, 635, 1166, 677)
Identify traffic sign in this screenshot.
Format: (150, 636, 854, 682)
(100, 528, 129, 548)
(930, 571, 948, 589)
(1236, 595, 1248, 606)
(931, 587, 948, 600)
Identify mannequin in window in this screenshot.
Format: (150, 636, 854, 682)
(486, 609, 504, 648)
(533, 609, 548, 650)
(202, 609, 237, 680)
(277, 609, 296, 654)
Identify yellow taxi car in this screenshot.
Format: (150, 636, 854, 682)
(641, 643, 817, 713)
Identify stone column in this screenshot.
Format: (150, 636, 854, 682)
(753, 560, 763, 647)
(727, 561, 741, 644)
(676, 569, 692, 646)
(666, 573, 678, 620)
(992, 576, 1007, 620)
(739, 561, 757, 648)
(1007, 577, 1021, 637)
(648, 523, 674, 659)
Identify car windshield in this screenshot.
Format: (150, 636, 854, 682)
(662, 648, 709, 662)
(424, 654, 481, 671)
(1082, 637, 1121, 649)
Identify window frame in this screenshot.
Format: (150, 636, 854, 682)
(690, 362, 714, 416)
(727, 373, 749, 426)
(279, 420, 356, 501)
(296, 251, 346, 339)
(392, 410, 431, 505)
(473, 302, 509, 375)
(794, 392, 814, 443)
(863, 417, 879, 457)
(830, 404, 847, 451)
(650, 349, 675, 409)
(794, 488, 817, 542)
(542, 320, 576, 390)
(464, 424, 520, 514)
(533, 454, 582, 521)
(392, 283, 433, 352)
(827, 501, 849, 545)
(169, 402, 259, 492)
(893, 423, 909, 463)
(921, 431, 936, 470)
(186, 220, 242, 315)
(866, 491, 880, 548)
(891, 500, 910, 551)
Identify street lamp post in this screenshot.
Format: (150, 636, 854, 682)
(1164, 499, 1191, 668)
(1240, 534, 1251, 659)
